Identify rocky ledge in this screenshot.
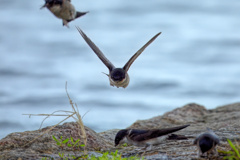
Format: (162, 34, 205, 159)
(1, 103, 240, 160)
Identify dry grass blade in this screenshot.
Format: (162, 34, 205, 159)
(24, 110, 74, 129)
(23, 112, 75, 147)
(22, 82, 88, 155)
(65, 82, 87, 155)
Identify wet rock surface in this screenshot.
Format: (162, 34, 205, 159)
(1, 103, 240, 160)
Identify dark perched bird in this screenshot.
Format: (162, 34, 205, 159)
(193, 128, 220, 158)
(114, 124, 190, 150)
(76, 27, 161, 88)
(41, 0, 88, 27)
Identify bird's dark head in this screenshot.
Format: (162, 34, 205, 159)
(199, 134, 215, 153)
(115, 129, 128, 147)
(111, 68, 126, 82)
(44, 0, 62, 7)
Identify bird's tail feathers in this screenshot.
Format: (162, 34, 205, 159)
(159, 124, 190, 135)
(75, 11, 88, 19)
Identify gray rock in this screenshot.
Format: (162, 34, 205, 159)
(0, 122, 110, 160)
(1, 103, 240, 160)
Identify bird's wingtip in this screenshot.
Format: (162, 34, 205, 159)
(181, 124, 190, 128)
(153, 32, 162, 38)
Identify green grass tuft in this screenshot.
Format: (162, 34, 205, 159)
(218, 139, 240, 160)
(46, 136, 145, 160)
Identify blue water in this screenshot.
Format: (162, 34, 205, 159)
(0, 0, 240, 139)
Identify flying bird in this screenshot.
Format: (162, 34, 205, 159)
(41, 0, 88, 27)
(194, 128, 220, 158)
(114, 124, 190, 150)
(76, 27, 161, 88)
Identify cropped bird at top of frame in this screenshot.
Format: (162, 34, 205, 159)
(76, 26, 161, 88)
(41, 0, 88, 27)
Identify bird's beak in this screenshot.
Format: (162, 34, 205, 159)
(40, 3, 49, 9)
(40, 4, 46, 9)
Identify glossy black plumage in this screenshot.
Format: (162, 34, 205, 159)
(114, 125, 190, 147)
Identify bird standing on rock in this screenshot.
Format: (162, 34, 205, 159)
(41, 0, 88, 27)
(194, 128, 220, 158)
(76, 26, 161, 88)
(114, 124, 190, 150)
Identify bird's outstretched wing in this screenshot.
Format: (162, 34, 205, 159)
(76, 26, 115, 71)
(123, 32, 161, 72)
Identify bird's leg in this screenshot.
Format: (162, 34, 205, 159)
(141, 145, 148, 151)
(146, 145, 153, 151)
(199, 151, 206, 158)
(62, 20, 69, 28)
(139, 145, 151, 156)
(203, 152, 207, 157)
(102, 72, 114, 87)
(101, 72, 109, 77)
(213, 147, 218, 156)
(197, 150, 201, 158)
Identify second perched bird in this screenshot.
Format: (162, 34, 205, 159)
(194, 128, 220, 158)
(41, 0, 88, 27)
(115, 124, 190, 149)
(76, 27, 161, 88)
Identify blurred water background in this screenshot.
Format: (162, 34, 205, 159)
(0, 0, 240, 139)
